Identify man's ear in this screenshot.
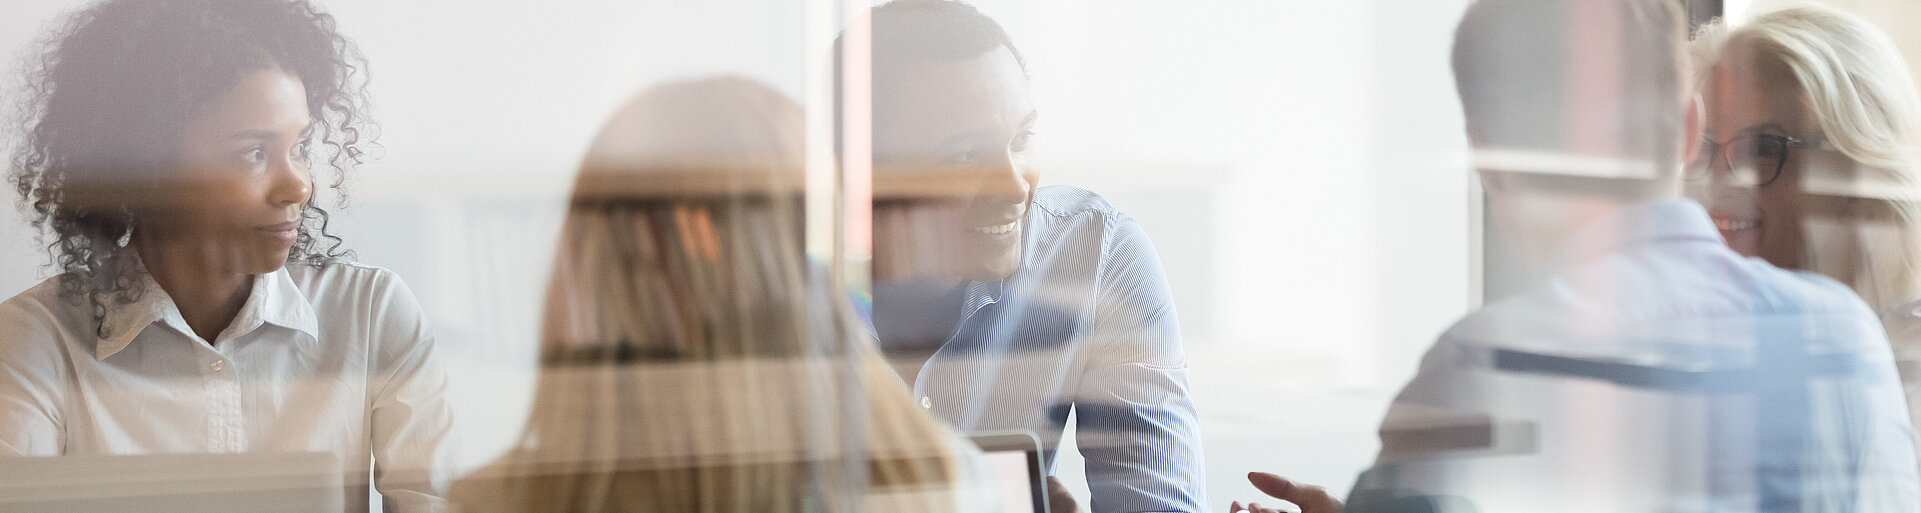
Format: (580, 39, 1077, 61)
(1477, 168, 1505, 193)
(1465, 121, 1493, 192)
(1682, 93, 1704, 165)
(1463, 120, 1486, 147)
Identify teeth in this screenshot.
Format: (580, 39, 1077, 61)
(970, 220, 1018, 235)
(1714, 218, 1761, 231)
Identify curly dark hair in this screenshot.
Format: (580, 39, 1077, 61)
(8, 0, 374, 332)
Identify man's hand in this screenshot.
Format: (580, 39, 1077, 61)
(1046, 476, 1082, 513)
(1228, 472, 1343, 513)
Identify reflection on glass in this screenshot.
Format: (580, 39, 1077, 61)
(8, 0, 1921, 511)
(1689, 8, 1921, 471)
(859, 1, 1207, 511)
(1237, 0, 1917, 512)
(0, 0, 453, 511)
(449, 78, 980, 513)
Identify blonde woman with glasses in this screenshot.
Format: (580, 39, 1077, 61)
(447, 77, 996, 513)
(1690, 2, 1921, 461)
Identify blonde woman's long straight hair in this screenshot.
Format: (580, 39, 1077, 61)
(1692, 6, 1921, 312)
(451, 77, 966, 513)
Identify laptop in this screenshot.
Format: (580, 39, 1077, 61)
(969, 431, 1050, 513)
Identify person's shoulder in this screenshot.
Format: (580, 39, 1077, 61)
(1558, 235, 1871, 322)
(0, 275, 89, 329)
(1029, 185, 1147, 243)
(285, 261, 438, 357)
(0, 276, 88, 359)
(283, 260, 410, 296)
(1, 274, 74, 309)
(280, 261, 427, 326)
(1031, 185, 1124, 219)
(1431, 305, 1511, 353)
(1727, 256, 1877, 317)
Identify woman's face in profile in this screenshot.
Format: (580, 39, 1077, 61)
(149, 68, 315, 274)
(1691, 44, 1834, 269)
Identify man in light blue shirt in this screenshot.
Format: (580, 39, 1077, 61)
(850, 1, 1206, 511)
(1235, 0, 1918, 511)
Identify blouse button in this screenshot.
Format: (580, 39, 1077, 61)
(210, 359, 225, 372)
(920, 396, 932, 409)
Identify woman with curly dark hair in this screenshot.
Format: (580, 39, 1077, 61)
(0, 0, 453, 510)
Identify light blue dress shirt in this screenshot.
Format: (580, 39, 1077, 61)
(876, 185, 1207, 513)
(1353, 198, 1920, 512)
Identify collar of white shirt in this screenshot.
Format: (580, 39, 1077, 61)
(96, 268, 321, 358)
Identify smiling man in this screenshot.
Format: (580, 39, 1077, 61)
(847, 1, 1206, 512)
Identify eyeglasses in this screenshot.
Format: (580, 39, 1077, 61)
(1684, 133, 1807, 187)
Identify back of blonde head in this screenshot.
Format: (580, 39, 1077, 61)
(451, 77, 966, 513)
(1694, 6, 1921, 311)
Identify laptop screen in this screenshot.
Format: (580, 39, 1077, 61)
(970, 432, 1048, 513)
(982, 448, 1039, 513)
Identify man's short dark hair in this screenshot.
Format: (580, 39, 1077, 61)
(834, 0, 1026, 137)
(1452, 0, 1688, 175)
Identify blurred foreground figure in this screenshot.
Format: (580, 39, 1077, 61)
(1236, 0, 1918, 512)
(449, 78, 991, 513)
(855, 2, 1206, 511)
(0, 0, 453, 510)
(1688, 5, 1921, 473)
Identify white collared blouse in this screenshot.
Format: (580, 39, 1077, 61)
(0, 261, 454, 512)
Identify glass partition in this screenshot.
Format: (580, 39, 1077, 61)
(3, 0, 1921, 512)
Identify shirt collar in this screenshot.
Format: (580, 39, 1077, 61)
(1546, 197, 1722, 271)
(97, 272, 174, 359)
(959, 279, 1004, 319)
(96, 267, 319, 359)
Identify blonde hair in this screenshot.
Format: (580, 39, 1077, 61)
(450, 77, 966, 513)
(1693, 6, 1921, 311)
